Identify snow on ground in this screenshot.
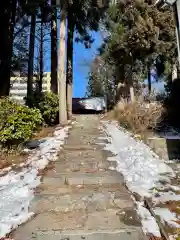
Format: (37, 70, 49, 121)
(153, 192, 180, 204)
(101, 120, 174, 197)
(154, 208, 180, 228)
(136, 202, 161, 237)
(100, 120, 180, 237)
(0, 126, 70, 237)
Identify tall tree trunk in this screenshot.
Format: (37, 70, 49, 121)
(147, 64, 151, 94)
(115, 67, 125, 102)
(129, 73, 135, 102)
(39, 20, 43, 93)
(129, 85, 135, 102)
(51, 7, 58, 93)
(58, 12, 67, 124)
(27, 12, 36, 105)
(172, 63, 177, 81)
(66, 16, 74, 120)
(0, 0, 17, 97)
(128, 60, 135, 102)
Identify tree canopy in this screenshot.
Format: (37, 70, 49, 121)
(87, 0, 176, 102)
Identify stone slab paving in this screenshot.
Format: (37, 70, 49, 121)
(11, 115, 145, 240)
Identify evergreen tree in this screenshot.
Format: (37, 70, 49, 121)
(88, 0, 176, 102)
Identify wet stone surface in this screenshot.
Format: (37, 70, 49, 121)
(11, 115, 144, 240)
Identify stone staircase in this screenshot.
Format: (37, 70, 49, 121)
(11, 115, 145, 240)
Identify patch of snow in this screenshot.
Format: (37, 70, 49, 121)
(79, 97, 106, 111)
(0, 167, 12, 177)
(154, 208, 180, 228)
(101, 120, 174, 198)
(154, 192, 180, 204)
(101, 120, 177, 237)
(153, 184, 180, 193)
(170, 185, 180, 191)
(170, 234, 179, 240)
(0, 126, 70, 237)
(136, 202, 161, 237)
(164, 160, 176, 164)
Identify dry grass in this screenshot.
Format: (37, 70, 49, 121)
(102, 110, 115, 120)
(114, 98, 164, 138)
(32, 126, 56, 140)
(0, 126, 57, 171)
(0, 151, 28, 170)
(146, 235, 164, 240)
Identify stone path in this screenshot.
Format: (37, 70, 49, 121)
(11, 115, 145, 240)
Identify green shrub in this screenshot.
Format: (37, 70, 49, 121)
(26, 91, 59, 125)
(0, 98, 43, 145)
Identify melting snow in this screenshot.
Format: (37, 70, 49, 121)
(101, 121, 174, 198)
(101, 120, 178, 237)
(136, 202, 161, 237)
(154, 208, 180, 228)
(154, 192, 180, 204)
(0, 126, 70, 237)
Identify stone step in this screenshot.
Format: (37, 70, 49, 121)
(63, 145, 97, 151)
(42, 171, 124, 186)
(58, 150, 113, 163)
(12, 210, 142, 240)
(59, 149, 104, 158)
(36, 230, 145, 240)
(35, 183, 128, 196)
(44, 161, 116, 175)
(31, 190, 134, 212)
(66, 136, 100, 145)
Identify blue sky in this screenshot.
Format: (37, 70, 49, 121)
(36, 27, 102, 98)
(73, 31, 102, 97)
